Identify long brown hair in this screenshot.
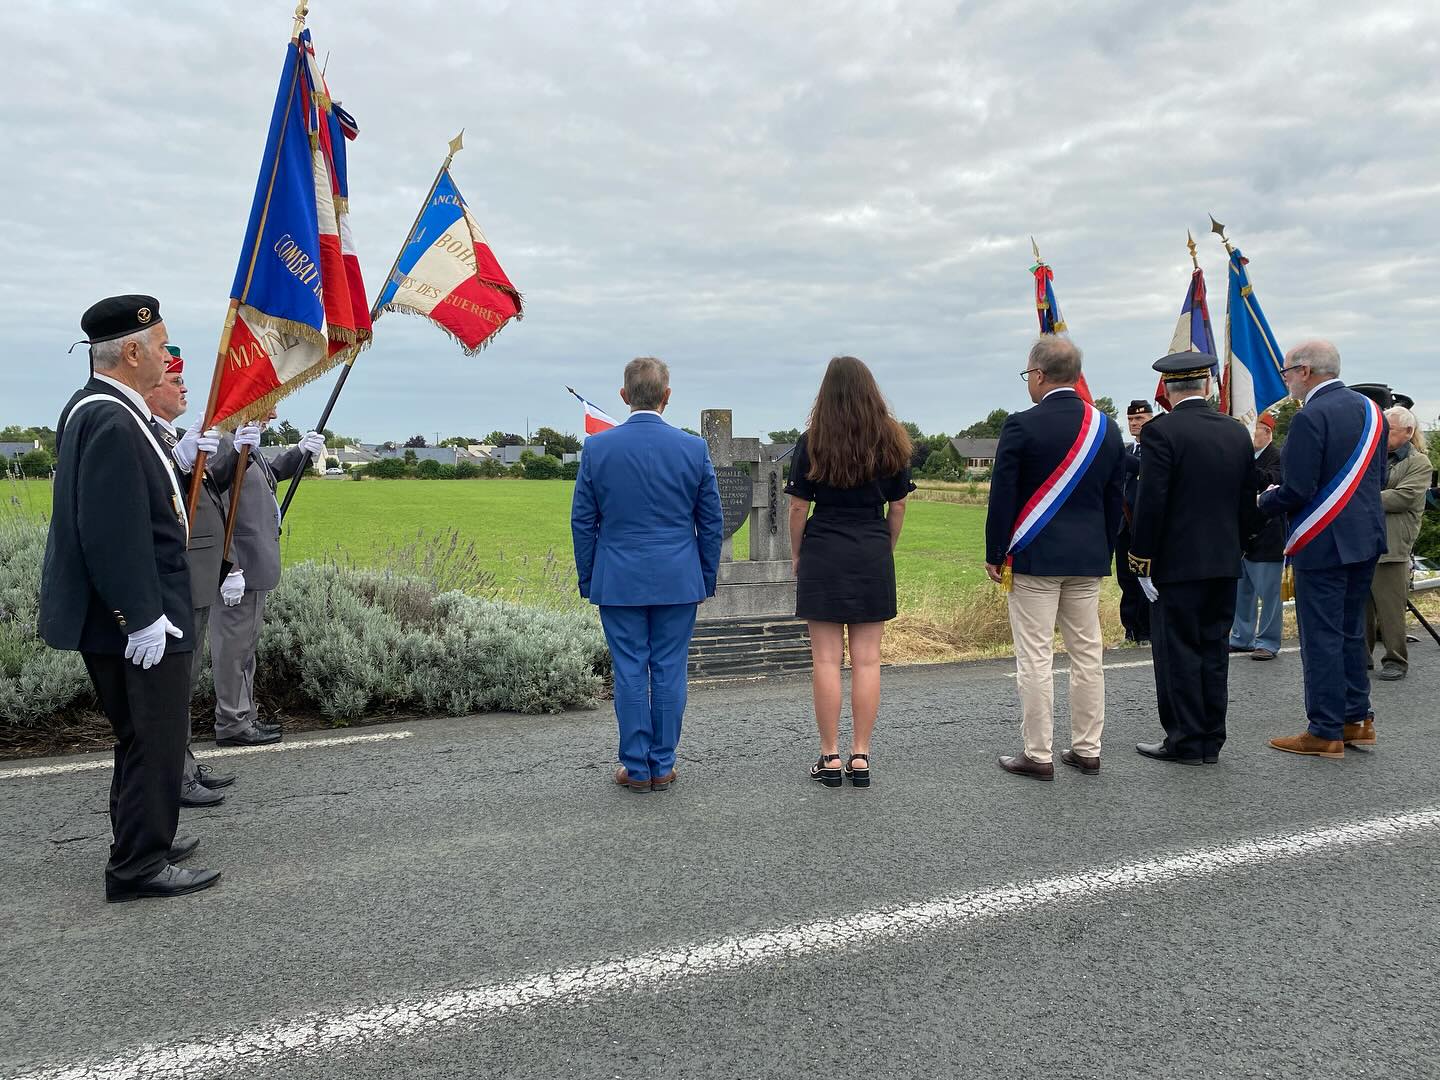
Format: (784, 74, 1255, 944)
(805, 356, 912, 488)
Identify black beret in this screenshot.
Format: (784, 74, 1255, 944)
(1126, 399, 1153, 415)
(1152, 351, 1218, 381)
(1349, 383, 1393, 409)
(80, 294, 162, 344)
(1393, 391, 1414, 410)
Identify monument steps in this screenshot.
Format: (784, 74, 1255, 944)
(688, 616, 811, 681)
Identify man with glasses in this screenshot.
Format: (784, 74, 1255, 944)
(1260, 341, 1388, 758)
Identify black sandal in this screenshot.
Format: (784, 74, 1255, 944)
(845, 753, 871, 788)
(810, 754, 842, 788)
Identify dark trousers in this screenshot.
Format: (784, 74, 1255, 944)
(1150, 578, 1236, 760)
(1115, 529, 1150, 642)
(1296, 559, 1377, 741)
(82, 650, 190, 886)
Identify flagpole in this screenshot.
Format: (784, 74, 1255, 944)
(1210, 214, 1237, 418)
(279, 130, 465, 520)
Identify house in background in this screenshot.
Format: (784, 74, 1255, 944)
(0, 440, 40, 461)
(948, 437, 1000, 470)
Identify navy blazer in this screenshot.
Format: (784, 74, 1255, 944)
(1258, 381, 1388, 570)
(39, 379, 195, 654)
(985, 389, 1126, 577)
(571, 413, 724, 606)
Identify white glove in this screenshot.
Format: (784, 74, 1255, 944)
(172, 427, 220, 472)
(235, 422, 263, 450)
(221, 569, 246, 607)
(1139, 576, 1160, 603)
(124, 615, 183, 670)
(298, 430, 326, 457)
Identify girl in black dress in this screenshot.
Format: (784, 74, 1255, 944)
(785, 356, 914, 788)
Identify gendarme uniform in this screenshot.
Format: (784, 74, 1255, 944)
(1128, 352, 1259, 765)
(38, 295, 219, 902)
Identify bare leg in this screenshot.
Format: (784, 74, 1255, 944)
(807, 621, 845, 757)
(847, 622, 885, 757)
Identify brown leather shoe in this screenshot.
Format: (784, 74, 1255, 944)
(613, 766, 650, 793)
(1343, 716, 1377, 748)
(998, 753, 1055, 781)
(1268, 732, 1344, 759)
(1061, 749, 1100, 774)
(1251, 648, 1276, 661)
(650, 770, 678, 791)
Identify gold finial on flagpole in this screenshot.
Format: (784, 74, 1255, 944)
(445, 130, 465, 168)
(1030, 235, 1042, 264)
(1209, 214, 1234, 254)
(291, 1, 309, 38)
(1186, 229, 1199, 270)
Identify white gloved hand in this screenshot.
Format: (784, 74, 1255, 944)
(298, 430, 326, 457)
(221, 569, 246, 607)
(235, 422, 263, 450)
(124, 615, 183, 669)
(172, 427, 220, 472)
(1139, 576, 1160, 603)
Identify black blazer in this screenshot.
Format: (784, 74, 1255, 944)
(1119, 441, 1141, 536)
(1127, 399, 1259, 584)
(985, 389, 1126, 577)
(38, 379, 195, 655)
(1245, 442, 1285, 562)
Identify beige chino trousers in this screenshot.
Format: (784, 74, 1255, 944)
(1007, 574, 1106, 763)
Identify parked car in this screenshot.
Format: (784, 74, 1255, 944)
(324, 467, 344, 476)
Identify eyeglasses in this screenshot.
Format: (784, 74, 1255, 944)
(1018, 368, 1040, 380)
(1279, 364, 1307, 376)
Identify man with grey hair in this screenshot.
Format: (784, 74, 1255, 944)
(39, 295, 220, 901)
(985, 337, 1125, 780)
(571, 357, 724, 792)
(1260, 340, 1388, 758)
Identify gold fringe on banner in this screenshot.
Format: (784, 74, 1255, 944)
(376, 302, 522, 356)
(1280, 563, 1295, 602)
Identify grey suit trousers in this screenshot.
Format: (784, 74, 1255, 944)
(181, 604, 212, 783)
(210, 590, 267, 739)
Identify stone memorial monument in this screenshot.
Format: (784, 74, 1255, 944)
(689, 410, 809, 679)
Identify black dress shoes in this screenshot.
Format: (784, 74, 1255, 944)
(180, 775, 226, 807)
(196, 763, 237, 789)
(998, 753, 1055, 781)
(215, 726, 282, 747)
(1136, 740, 1203, 766)
(167, 834, 200, 863)
(106, 864, 221, 903)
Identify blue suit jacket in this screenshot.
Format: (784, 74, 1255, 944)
(985, 389, 1126, 577)
(571, 413, 724, 606)
(1259, 381, 1388, 570)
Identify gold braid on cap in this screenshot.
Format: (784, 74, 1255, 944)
(1161, 367, 1212, 382)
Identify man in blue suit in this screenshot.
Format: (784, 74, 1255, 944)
(1260, 340, 1388, 758)
(571, 357, 724, 793)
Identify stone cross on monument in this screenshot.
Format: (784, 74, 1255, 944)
(697, 409, 797, 621)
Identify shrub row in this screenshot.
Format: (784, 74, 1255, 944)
(355, 454, 578, 481)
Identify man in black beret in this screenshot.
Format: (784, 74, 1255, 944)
(38, 295, 221, 902)
(1115, 399, 1153, 645)
(1128, 353, 1259, 766)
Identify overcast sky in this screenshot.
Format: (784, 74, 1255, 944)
(2, 0, 1437, 443)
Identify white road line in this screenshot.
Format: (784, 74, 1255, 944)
(15, 805, 1440, 1080)
(1005, 646, 1300, 678)
(0, 731, 414, 781)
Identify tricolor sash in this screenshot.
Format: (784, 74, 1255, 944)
(1002, 402, 1107, 588)
(1283, 396, 1383, 557)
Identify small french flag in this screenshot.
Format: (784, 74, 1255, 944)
(566, 386, 619, 435)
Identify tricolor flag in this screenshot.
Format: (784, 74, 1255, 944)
(373, 148, 522, 354)
(1030, 250, 1094, 403)
(1222, 245, 1287, 430)
(1155, 265, 1217, 412)
(567, 386, 619, 435)
(207, 27, 370, 429)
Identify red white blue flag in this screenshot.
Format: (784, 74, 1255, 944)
(208, 28, 370, 429)
(1155, 266, 1217, 412)
(566, 386, 619, 435)
(373, 164, 522, 353)
(1031, 253, 1094, 404)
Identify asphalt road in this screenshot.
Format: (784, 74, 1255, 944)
(2, 643, 1438, 1080)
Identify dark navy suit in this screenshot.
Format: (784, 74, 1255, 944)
(1259, 381, 1388, 740)
(571, 413, 724, 782)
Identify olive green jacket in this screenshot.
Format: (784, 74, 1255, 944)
(1379, 445, 1430, 563)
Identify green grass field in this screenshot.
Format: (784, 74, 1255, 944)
(7, 476, 987, 611)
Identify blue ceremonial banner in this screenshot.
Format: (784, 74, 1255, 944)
(1223, 246, 1287, 426)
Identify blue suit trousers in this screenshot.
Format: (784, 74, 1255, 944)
(1229, 558, 1283, 653)
(1295, 559, 1377, 740)
(599, 604, 698, 782)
